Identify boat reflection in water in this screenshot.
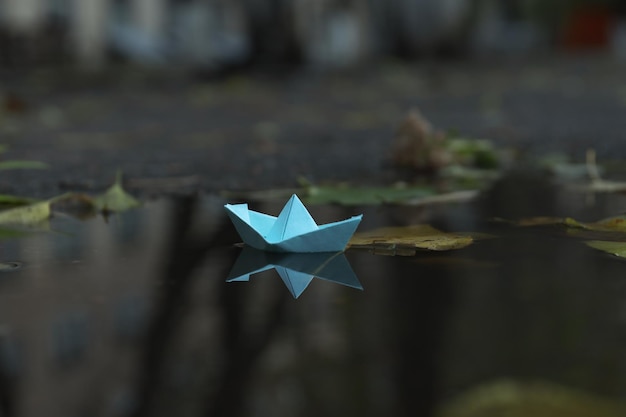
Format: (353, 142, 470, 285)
(226, 247, 363, 298)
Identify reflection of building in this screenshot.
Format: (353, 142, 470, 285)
(0, 202, 170, 417)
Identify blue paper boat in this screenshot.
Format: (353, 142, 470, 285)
(224, 194, 362, 253)
(226, 248, 363, 298)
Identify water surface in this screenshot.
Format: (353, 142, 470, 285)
(2, 177, 626, 417)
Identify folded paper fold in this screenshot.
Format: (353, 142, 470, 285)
(224, 194, 362, 252)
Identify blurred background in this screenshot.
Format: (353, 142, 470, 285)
(0, 0, 625, 199)
(1, 0, 625, 71)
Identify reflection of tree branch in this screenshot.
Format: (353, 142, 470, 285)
(129, 196, 236, 417)
(0, 368, 15, 417)
(205, 284, 287, 417)
(388, 262, 452, 417)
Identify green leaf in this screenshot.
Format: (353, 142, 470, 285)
(586, 241, 626, 258)
(0, 194, 38, 207)
(507, 215, 626, 232)
(0, 201, 51, 226)
(0, 160, 48, 170)
(349, 224, 473, 254)
(303, 184, 436, 205)
(447, 137, 500, 169)
(93, 172, 140, 213)
(439, 380, 626, 417)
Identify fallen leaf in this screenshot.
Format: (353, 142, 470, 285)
(439, 379, 626, 417)
(586, 241, 626, 258)
(0, 160, 47, 170)
(501, 215, 626, 243)
(402, 190, 479, 207)
(0, 194, 38, 207)
(578, 215, 626, 232)
(304, 184, 435, 205)
(50, 193, 97, 219)
(447, 137, 500, 169)
(93, 172, 140, 213)
(0, 201, 51, 226)
(348, 224, 473, 252)
(502, 216, 615, 231)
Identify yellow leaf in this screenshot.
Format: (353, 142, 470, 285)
(348, 225, 473, 252)
(580, 216, 626, 232)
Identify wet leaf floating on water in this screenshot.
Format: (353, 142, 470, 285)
(348, 224, 473, 253)
(504, 215, 626, 232)
(438, 379, 626, 417)
(586, 241, 626, 258)
(221, 183, 439, 206)
(0, 194, 38, 207)
(93, 172, 140, 213)
(0, 200, 51, 226)
(50, 193, 98, 219)
(0, 193, 90, 230)
(304, 183, 436, 205)
(576, 215, 626, 232)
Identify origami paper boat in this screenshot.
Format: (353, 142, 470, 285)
(226, 247, 362, 298)
(224, 194, 362, 253)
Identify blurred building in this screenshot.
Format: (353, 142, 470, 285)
(0, 0, 624, 70)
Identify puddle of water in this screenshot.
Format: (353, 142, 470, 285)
(1, 176, 626, 416)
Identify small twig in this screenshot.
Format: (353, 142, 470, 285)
(586, 148, 602, 182)
(569, 149, 626, 195)
(405, 189, 479, 206)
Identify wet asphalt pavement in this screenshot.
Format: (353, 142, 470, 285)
(1, 54, 625, 199)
